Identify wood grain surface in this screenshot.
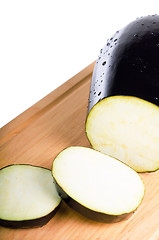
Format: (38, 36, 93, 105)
(0, 62, 159, 240)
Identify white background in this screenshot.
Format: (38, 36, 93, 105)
(0, 0, 158, 128)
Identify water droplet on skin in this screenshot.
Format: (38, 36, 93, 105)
(100, 49, 103, 53)
(108, 53, 110, 56)
(110, 46, 113, 48)
(157, 43, 159, 47)
(154, 97, 159, 101)
(153, 22, 156, 24)
(134, 34, 138, 37)
(114, 39, 118, 42)
(101, 80, 103, 82)
(141, 23, 144, 26)
(102, 61, 106, 66)
(110, 37, 113, 40)
(94, 92, 96, 95)
(98, 92, 101, 96)
(107, 42, 110, 46)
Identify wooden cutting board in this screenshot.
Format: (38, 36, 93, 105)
(1, 62, 159, 240)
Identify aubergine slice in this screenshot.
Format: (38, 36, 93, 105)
(86, 14, 159, 172)
(0, 164, 61, 228)
(52, 146, 144, 222)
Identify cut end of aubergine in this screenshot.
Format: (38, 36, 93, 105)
(86, 95, 159, 173)
(52, 146, 144, 222)
(0, 164, 61, 228)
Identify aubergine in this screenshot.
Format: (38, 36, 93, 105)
(52, 146, 144, 222)
(86, 14, 159, 172)
(0, 164, 61, 228)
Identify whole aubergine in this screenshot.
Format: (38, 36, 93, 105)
(86, 15, 159, 172)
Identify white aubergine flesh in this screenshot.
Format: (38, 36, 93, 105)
(52, 146, 144, 222)
(0, 164, 61, 228)
(86, 96, 159, 172)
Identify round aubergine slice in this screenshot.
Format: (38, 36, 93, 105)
(0, 164, 61, 228)
(52, 146, 144, 222)
(86, 15, 159, 172)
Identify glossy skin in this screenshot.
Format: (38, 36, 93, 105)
(88, 15, 159, 111)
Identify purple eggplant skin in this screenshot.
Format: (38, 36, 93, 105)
(55, 180, 133, 223)
(88, 14, 159, 112)
(0, 206, 60, 229)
